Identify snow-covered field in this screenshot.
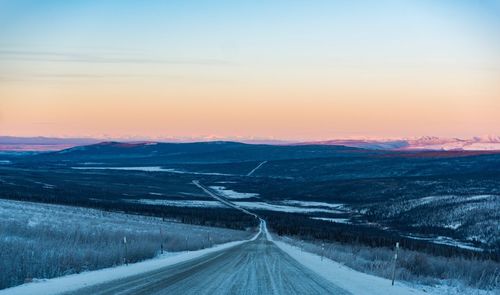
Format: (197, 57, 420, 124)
(129, 194, 346, 215)
(72, 166, 233, 176)
(209, 186, 259, 199)
(234, 201, 341, 213)
(311, 217, 351, 224)
(0, 199, 251, 290)
(130, 199, 227, 208)
(281, 200, 345, 210)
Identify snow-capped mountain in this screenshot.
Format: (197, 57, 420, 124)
(301, 136, 500, 151)
(404, 136, 500, 151)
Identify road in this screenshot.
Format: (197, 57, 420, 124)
(67, 229, 350, 295)
(67, 181, 351, 295)
(247, 161, 267, 176)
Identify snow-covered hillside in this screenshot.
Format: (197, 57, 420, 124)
(368, 194, 500, 249)
(0, 199, 251, 290)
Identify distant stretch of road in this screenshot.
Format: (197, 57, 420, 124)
(67, 181, 351, 295)
(247, 161, 267, 176)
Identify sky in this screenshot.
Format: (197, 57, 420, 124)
(0, 0, 499, 141)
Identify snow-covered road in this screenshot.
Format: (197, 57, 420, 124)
(247, 161, 267, 176)
(65, 231, 350, 295)
(56, 177, 352, 295)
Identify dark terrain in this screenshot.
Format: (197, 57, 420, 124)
(1, 141, 499, 260)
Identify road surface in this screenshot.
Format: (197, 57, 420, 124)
(67, 230, 350, 295)
(247, 161, 267, 176)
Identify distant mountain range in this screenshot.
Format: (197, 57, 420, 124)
(300, 136, 500, 151)
(1, 135, 500, 151)
(0, 136, 101, 151)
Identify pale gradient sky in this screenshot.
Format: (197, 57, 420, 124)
(1, 0, 499, 140)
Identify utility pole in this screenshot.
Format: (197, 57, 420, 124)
(123, 236, 128, 266)
(160, 227, 164, 254)
(391, 242, 399, 286)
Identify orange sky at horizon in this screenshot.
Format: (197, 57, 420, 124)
(2, 65, 498, 140)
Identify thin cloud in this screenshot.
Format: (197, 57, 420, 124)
(0, 49, 235, 66)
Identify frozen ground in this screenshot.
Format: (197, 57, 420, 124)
(209, 186, 259, 199)
(311, 217, 351, 224)
(0, 199, 251, 290)
(72, 166, 233, 176)
(233, 201, 340, 213)
(281, 200, 345, 210)
(130, 199, 227, 208)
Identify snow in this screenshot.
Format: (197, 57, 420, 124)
(274, 240, 430, 295)
(274, 237, 495, 295)
(0, 160, 11, 164)
(73, 166, 168, 172)
(33, 181, 55, 189)
(403, 235, 483, 252)
(432, 236, 484, 251)
(72, 166, 234, 176)
(234, 201, 340, 213)
(444, 222, 462, 230)
(130, 199, 227, 208)
(0, 240, 252, 295)
(311, 217, 351, 224)
(466, 195, 495, 201)
(281, 200, 345, 210)
(209, 186, 259, 199)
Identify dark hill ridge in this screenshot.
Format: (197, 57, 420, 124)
(18, 141, 375, 165)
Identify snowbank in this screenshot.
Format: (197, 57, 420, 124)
(273, 240, 429, 295)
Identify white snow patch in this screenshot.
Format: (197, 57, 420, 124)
(148, 192, 164, 196)
(443, 222, 462, 230)
(403, 235, 483, 252)
(72, 166, 233, 176)
(282, 200, 345, 210)
(234, 202, 339, 213)
(33, 181, 55, 189)
(130, 199, 227, 208)
(311, 217, 351, 224)
(432, 236, 484, 251)
(209, 186, 259, 199)
(466, 195, 495, 201)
